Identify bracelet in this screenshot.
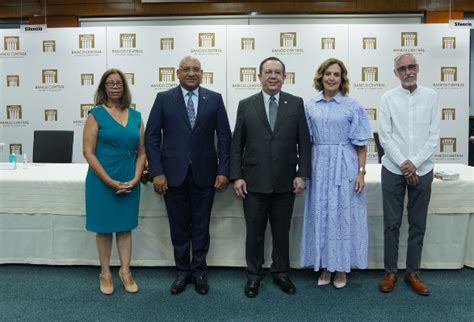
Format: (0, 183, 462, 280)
(359, 167, 366, 174)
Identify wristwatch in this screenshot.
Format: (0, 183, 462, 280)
(359, 167, 366, 174)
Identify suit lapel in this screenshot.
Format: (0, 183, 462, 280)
(194, 87, 208, 129)
(273, 91, 290, 134)
(253, 92, 273, 134)
(172, 85, 192, 129)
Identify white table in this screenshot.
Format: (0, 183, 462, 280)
(0, 163, 473, 269)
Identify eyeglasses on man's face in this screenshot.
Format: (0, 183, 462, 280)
(396, 64, 418, 74)
(105, 81, 123, 88)
(180, 67, 202, 73)
(262, 69, 284, 77)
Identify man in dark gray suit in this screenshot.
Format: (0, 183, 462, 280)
(230, 57, 311, 298)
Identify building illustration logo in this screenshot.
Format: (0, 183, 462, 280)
(42, 69, 58, 84)
(6, 105, 22, 119)
(160, 38, 174, 50)
(321, 38, 335, 50)
(285, 72, 295, 85)
(44, 109, 58, 121)
(442, 37, 456, 49)
(43, 40, 56, 52)
(159, 68, 175, 82)
(198, 33, 215, 48)
(241, 38, 255, 50)
(81, 73, 94, 86)
(120, 33, 136, 48)
(240, 67, 257, 82)
(10, 144, 22, 155)
(362, 67, 378, 82)
(280, 32, 297, 47)
(80, 104, 94, 118)
(4, 36, 20, 50)
(441, 108, 456, 121)
(202, 72, 213, 85)
(365, 108, 377, 120)
(367, 138, 377, 153)
(362, 37, 377, 49)
(401, 32, 418, 47)
(79, 34, 95, 49)
(7, 75, 20, 87)
(440, 137, 456, 153)
(124, 73, 135, 85)
(441, 67, 457, 82)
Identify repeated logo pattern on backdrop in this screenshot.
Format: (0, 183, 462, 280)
(0, 25, 469, 163)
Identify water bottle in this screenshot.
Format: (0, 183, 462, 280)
(23, 153, 28, 169)
(9, 152, 17, 169)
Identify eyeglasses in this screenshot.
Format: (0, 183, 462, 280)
(263, 69, 284, 77)
(105, 81, 123, 88)
(180, 67, 202, 73)
(396, 64, 417, 74)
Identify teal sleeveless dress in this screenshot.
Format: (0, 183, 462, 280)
(85, 105, 141, 233)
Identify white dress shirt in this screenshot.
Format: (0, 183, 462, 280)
(378, 85, 440, 176)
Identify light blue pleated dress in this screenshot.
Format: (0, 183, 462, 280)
(85, 105, 141, 233)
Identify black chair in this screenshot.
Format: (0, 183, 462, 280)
(373, 132, 385, 164)
(33, 130, 74, 163)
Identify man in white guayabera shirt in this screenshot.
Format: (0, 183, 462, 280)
(378, 53, 440, 296)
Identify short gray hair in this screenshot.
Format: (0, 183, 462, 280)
(178, 56, 201, 70)
(393, 53, 417, 68)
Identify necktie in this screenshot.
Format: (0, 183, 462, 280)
(186, 92, 196, 128)
(269, 96, 277, 131)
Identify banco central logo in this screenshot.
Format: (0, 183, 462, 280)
(42, 69, 58, 84)
(442, 37, 456, 49)
(6, 105, 22, 119)
(81, 73, 94, 86)
(124, 73, 135, 85)
(285, 72, 296, 85)
(79, 34, 95, 49)
(440, 137, 457, 153)
(120, 33, 136, 48)
(43, 40, 56, 52)
(241, 38, 255, 50)
(401, 32, 418, 47)
(4, 36, 19, 50)
(321, 38, 335, 50)
(80, 104, 94, 119)
(280, 32, 297, 48)
(441, 108, 456, 121)
(361, 67, 378, 82)
(198, 33, 215, 48)
(365, 108, 377, 120)
(367, 138, 377, 154)
(44, 109, 58, 121)
(7, 75, 20, 87)
(362, 37, 377, 50)
(441, 67, 457, 82)
(240, 67, 257, 82)
(159, 68, 175, 82)
(160, 38, 174, 50)
(10, 144, 22, 155)
(202, 72, 214, 85)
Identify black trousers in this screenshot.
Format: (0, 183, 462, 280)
(164, 167, 216, 278)
(381, 166, 433, 273)
(243, 191, 295, 281)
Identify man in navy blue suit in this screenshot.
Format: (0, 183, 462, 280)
(145, 56, 231, 295)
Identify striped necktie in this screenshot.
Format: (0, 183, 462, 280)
(269, 96, 277, 131)
(186, 92, 196, 128)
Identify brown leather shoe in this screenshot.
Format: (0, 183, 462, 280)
(379, 273, 397, 293)
(404, 272, 430, 296)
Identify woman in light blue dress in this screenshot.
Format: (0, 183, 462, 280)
(300, 58, 370, 289)
(83, 68, 146, 295)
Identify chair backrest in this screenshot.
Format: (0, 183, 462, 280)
(373, 132, 385, 164)
(33, 130, 74, 163)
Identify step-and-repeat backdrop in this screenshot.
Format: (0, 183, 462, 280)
(0, 24, 469, 163)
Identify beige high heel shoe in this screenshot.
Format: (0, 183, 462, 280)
(119, 270, 138, 293)
(99, 273, 114, 295)
(333, 272, 347, 289)
(317, 269, 332, 286)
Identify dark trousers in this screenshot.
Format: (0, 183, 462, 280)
(243, 191, 295, 281)
(381, 166, 433, 273)
(164, 167, 216, 278)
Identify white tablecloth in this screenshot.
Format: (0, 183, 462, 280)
(0, 163, 473, 268)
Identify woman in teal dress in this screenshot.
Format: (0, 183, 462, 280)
(83, 68, 146, 295)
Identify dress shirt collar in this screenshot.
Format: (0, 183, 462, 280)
(262, 90, 280, 104)
(180, 86, 199, 98)
(315, 91, 343, 104)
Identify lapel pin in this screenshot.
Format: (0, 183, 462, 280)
(202, 96, 207, 100)
(284, 101, 288, 104)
